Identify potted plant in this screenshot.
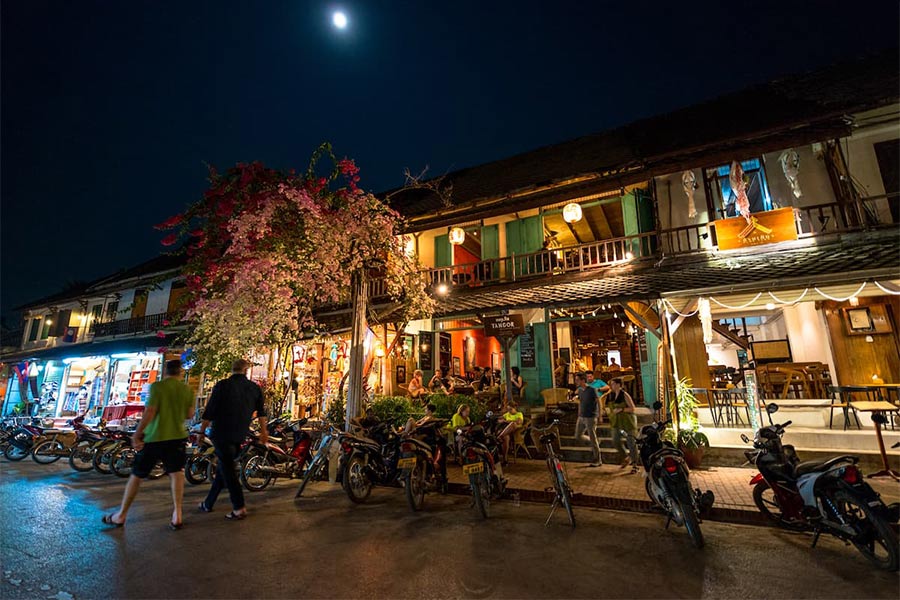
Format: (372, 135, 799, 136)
(671, 378, 710, 468)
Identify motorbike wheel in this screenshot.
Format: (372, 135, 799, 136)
(69, 441, 95, 472)
(185, 455, 210, 485)
(92, 446, 116, 474)
(833, 489, 899, 571)
(752, 481, 807, 531)
(4, 444, 29, 461)
(342, 453, 372, 504)
(111, 448, 135, 478)
(404, 456, 426, 512)
(469, 468, 491, 519)
(675, 488, 704, 549)
(556, 468, 576, 528)
(241, 455, 273, 491)
(31, 440, 64, 464)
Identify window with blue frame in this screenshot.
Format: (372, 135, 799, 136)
(708, 158, 774, 218)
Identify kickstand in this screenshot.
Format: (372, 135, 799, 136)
(545, 497, 559, 527)
(811, 529, 821, 548)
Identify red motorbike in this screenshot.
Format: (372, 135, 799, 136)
(240, 418, 314, 491)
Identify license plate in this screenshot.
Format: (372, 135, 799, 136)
(186, 446, 197, 455)
(868, 501, 883, 507)
(463, 462, 484, 475)
(397, 457, 417, 470)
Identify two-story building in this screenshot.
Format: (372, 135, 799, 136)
(1, 253, 190, 420)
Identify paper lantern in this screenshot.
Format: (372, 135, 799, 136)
(562, 203, 583, 223)
(448, 227, 466, 245)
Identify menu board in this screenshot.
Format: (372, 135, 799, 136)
(519, 325, 536, 368)
(418, 332, 434, 371)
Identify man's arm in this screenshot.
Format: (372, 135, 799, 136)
(132, 405, 157, 450)
(257, 416, 269, 445)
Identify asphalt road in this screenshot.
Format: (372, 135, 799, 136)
(1, 460, 897, 600)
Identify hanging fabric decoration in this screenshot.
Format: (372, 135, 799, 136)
(682, 170, 698, 220)
(730, 161, 751, 220)
(698, 297, 712, 344)
(779, 149, 802, 199)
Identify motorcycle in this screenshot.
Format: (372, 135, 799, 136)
(399, 417, 449, 511)
(31, 417, 86, 464)
(458, 412, 507, 519)
(341, 419, 403, 503)
(241, 418, 315, 491)
(185, 427, 216, 485)
(634, 401, 713, 549)
(295, 424, 342, 498)
(4, 418, 52, 461)
(743, 403, 899, 571)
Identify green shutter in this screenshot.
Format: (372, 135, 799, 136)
(481, 224, 499, 259)
(434, 234, 451, 267)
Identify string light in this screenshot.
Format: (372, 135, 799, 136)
(813, 281, 867, 302)
(767, 288, 809, 305)
(709, 292, 763, 310)
(874, 281, 900, 296)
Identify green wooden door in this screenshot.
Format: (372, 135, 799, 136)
(481, 224, 499, 259)
(434, 234, 452, 268)
(622, 190, 657, 258)
(505, 216, 544, 275)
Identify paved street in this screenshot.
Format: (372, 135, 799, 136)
(2, 460, 898, 599)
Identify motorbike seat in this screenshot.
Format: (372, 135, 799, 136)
(268, 435, 284, 444)
(793, 455, 856, 477)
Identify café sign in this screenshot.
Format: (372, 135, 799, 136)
(483, 314, 526, 338)
(713, 207, 798, 251)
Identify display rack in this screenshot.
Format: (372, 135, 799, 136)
(126, 369, 156, 403)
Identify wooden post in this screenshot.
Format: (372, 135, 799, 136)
(345, 272, 368, 430)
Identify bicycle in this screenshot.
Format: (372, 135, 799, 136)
(532, 419, 576, 528)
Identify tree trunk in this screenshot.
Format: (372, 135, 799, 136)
(346, 272, 368, 430)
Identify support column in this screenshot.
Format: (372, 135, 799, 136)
(345, 273, 368, 430)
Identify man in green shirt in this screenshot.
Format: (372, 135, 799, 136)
(102, 359, 194, 530)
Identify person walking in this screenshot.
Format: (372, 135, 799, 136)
(102, 359, 194, 530)
(606, 377, 638, 472)
(574, 372, 602, 467)
(198, 359, 267, 520)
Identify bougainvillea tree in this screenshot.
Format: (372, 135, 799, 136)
(156, 145, 433, 385)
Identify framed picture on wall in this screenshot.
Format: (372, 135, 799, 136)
(452, 357, 461, 376)
(491, 352, 501, 375)
(396, 365, 406, 385)
(464, 337, 476, 373)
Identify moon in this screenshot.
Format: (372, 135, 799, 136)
(332, 11, 348, 29)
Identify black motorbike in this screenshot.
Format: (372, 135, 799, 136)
(634, 402, 713, 548)
(458, 412, 507, 519)
(743, 403, 899, 571)
(399, 417, 449, 511)
(341, 419, 403, 503)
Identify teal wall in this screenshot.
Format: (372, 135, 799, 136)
(640, 333, 659, 407)
(509, 322, 552, 407)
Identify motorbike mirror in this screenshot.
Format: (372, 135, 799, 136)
(740, 433, 750, 444)
(652, 401, 662, 410)
(485, 411, 493, 418)
(456, 429, 463, 436)
(767, 403, 779, 414)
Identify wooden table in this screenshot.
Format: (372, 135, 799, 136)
(850, 400, 900, 481)
(854, 383, 900, 428)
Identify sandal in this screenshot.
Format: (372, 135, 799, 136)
(169, 522, 183, 531)
(102, 514, 124, 528)
(198, 502, 213, 513)
(224, 511, 246, 521)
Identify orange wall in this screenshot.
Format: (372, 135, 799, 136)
(450, 329, 501, 377)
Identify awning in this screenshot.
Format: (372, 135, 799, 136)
(0, 334, 178, 363)
(431, 231, 900, 317)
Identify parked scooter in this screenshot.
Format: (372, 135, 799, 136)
(633, 401, 713, 548)
(31, 416, 87, 464)
(4, 418, 52, 461)
(241, 418, 314, 491)
(341, 419, 403, 503)
(743, 403, 899, 571)
(399, 416, 449, 511)
(457, 412, 507, 519)
(295, 424, 342, 498)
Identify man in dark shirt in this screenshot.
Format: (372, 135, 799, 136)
(199, 359, 267, 520)
(574, 372, 602, 467)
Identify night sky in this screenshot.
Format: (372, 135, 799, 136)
(2, 0, 898, 324)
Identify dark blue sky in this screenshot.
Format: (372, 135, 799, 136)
(2, 0, 898, 322)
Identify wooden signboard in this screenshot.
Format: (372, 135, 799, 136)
(483, 314, 526, 338)
(713, 207, 798, 251)
(519, 325, 536, 368)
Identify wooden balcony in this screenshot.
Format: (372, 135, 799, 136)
(91, 312, 173, 337)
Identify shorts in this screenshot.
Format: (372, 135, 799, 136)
(132, 438, 187, 478)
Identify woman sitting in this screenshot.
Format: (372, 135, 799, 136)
(446, 404, 471, 459)
(403, 403, 437, 435)
(408, 369, 427, 399)
(428, 369, 454, 395)
(498, 401, 524, 463)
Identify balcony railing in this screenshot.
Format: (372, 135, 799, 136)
(91, 312, 173, 337)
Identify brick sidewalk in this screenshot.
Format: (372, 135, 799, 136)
(446, 458, 900, 512)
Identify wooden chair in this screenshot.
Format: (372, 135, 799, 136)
(778, 367, 812, 399)
(689, 387, 720, 427)
(508, 419, 532, 463)
(827, 385, 863, 430)
(540, 388, 570, 411)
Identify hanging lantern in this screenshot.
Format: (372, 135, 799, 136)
(448, 227, 466, 245)
(562, 203, 583, 223)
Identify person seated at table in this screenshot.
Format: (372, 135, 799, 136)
(408, 370, 427, 399)
(498, 401, 524, 463)
(607, 358, 622, 372)
(554, 357, 569, 388)
(429, 369, 454, 395)
(477, 367, 491, 390)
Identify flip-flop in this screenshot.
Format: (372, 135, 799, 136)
(169, 522, 183, 531)
(224, 511, 246, 521)
(198, 502, 213, 513)
(102, 514, 124, 527)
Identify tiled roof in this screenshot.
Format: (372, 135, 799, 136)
(432, 231, 900, 317)
(387, 50, 899, 224)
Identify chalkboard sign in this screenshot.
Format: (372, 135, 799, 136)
(418, 332, 434, 371)
(519, 325, 536, 368)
